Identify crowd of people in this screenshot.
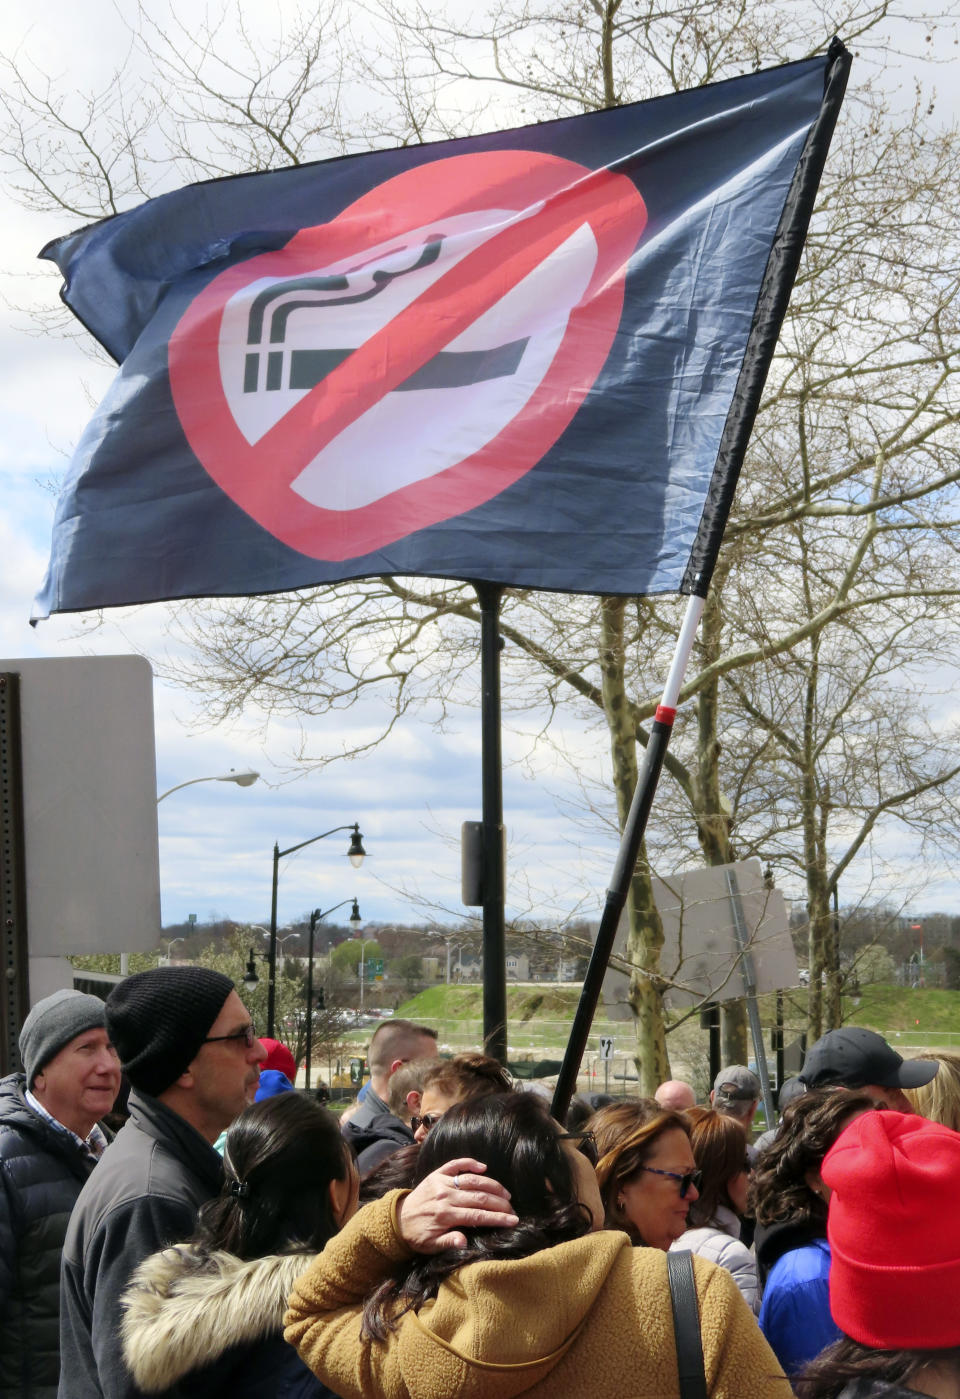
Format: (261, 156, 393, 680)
(1, 970, 958, 1398)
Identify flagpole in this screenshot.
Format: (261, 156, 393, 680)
(475, 582, 507, 1064)
(551, 594, 705, 1123)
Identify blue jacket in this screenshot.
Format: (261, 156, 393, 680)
(757, 1235, 840, 1376)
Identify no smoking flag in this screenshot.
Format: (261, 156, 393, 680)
(34, 46, 848, 618)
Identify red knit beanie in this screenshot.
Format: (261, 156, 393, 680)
(823, 1109, 960, 1349)
(259, 1037, 297, 1081)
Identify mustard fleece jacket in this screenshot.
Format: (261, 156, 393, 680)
(284, 1191, 791, 1399)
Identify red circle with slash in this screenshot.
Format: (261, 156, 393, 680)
(169, 149, 647, 561)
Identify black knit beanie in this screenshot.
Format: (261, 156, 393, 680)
(106, 967, 235, 1097)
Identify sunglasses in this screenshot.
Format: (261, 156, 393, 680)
(558, 1130, 599, 1167)
(637, 1164, 703, 1199)
(410, 1112, 444, 1133)
(202, 1022, 258, 1049)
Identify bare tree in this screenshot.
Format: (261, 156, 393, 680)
(4, 0, 960, 1086)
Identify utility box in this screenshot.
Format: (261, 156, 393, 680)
(0, 655, 161, 1070)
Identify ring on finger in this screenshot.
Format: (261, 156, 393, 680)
(453, 1175, 462, 1189)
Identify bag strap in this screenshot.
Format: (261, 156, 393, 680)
(666, 1250, 708, 1399)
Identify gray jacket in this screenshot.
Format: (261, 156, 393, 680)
(59, 1090, 223, 1399)
(671, 1205, 760, 1316)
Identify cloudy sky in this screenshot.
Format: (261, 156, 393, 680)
(2, 1, 958, 948)
(0, 0, 620, 941)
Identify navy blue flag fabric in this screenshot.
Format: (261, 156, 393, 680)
(34, 44, 848, 618)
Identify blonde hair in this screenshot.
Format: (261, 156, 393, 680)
(904, 1053, 960, 1132)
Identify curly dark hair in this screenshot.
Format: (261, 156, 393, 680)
(750, 1089, 875, 1230)
(796, 1335, 960, 1398)
(193, 1092, 351, 1261)
(361, 1091, 593, 1340)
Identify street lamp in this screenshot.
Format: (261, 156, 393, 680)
(306, 899, 362, 1090)
(242, 930, 299, 990)
(242, 947, 265, 991)
(276, 931, 301, 962)
(156, 768, 260, 802)
(267, 823, 367, 1036)
(162, 936, 186, 966)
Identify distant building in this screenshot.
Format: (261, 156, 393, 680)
(505, 953, 530, 981)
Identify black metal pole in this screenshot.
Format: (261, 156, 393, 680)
(551, 709, 676, 1123)
(700, 1001, 721, 1087)
(0, 674, 29, 1077)
(708, 1003, 721, 1087)
(267, 842, 280, 1038)
(775, 990, 784, 1091)
(305, 909, 318, 1090)
(476, 582, 507, 1065)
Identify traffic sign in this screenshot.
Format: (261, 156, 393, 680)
(599, 1036, 614, 1060)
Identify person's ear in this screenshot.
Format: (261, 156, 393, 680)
(329, 1171, 357, 1226)
(804, 1166, 827, 1200)
(389, 1058, 405, 1076)
(405, 1089, 422, 1114)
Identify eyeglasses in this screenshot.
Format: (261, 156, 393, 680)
(559, 1130, 599, 1167)
(410, 1113, 444, 1133)
(202, 1023, 258, 1049)
(637, 1164, 702, 1199)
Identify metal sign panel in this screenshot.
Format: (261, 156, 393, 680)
(2, 656, 160, 964)
(600, 857, 799, 1020)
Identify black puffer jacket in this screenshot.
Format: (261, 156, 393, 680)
(0, 1073, 102, 1398)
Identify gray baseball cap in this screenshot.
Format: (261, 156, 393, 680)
(713, 1064, 762, 1102)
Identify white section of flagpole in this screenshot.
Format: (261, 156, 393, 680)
(660, 594, 706, 712)
(551, 589, 706, 1121)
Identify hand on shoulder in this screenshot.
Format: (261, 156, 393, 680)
(396, 1157, 518, 1253)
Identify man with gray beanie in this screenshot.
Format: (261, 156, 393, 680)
(59, 966, 265, 1399)
(0, 988, 120, 1398)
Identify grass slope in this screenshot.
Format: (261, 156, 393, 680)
(394, 983, 960, 1047)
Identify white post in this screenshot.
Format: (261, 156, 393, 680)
(359, 941, 365, 1012)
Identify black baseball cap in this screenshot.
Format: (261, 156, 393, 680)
(799, 1027, 938, 1092)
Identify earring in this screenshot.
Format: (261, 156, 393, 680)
(617, 1195, 625, 1210)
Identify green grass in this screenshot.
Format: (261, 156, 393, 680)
(343, 982, 960, 1062)
(844, 985, 960, 1037)
(395, 984, 583, 1022)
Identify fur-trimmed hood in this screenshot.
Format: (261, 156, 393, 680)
(121, 1244, 314, 1392)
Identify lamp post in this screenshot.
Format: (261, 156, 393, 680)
(267, 823, 366, 1036)
(157, 768, 260, 802)
(445, 940, 464, 984)
(306, 899, 361, 1090)
(275, 931, 300, 967)
(242, 930, 298, 987)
